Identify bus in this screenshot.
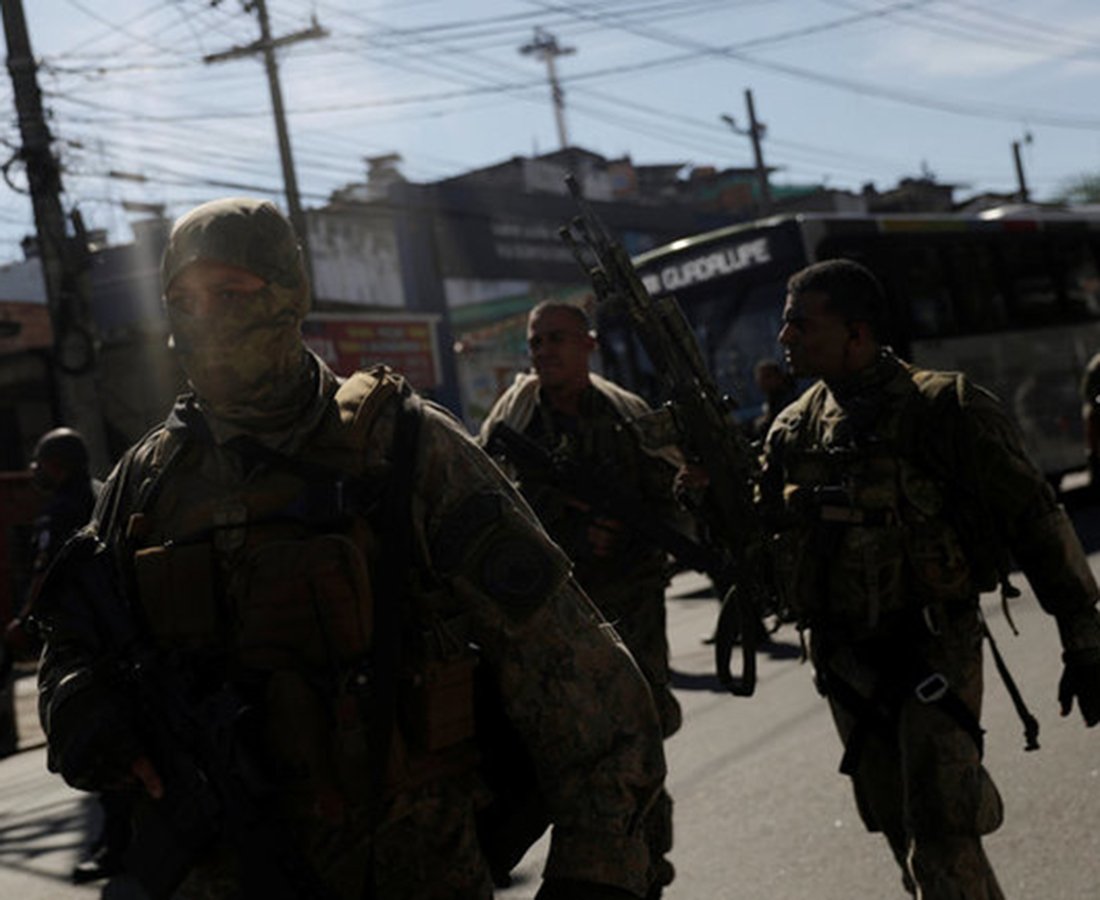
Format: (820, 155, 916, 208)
(595, 207, 1100, 485)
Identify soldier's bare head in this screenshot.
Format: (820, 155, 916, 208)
(779, 259, 885, 381)
(786, 259, 889, 343)
(527, 301, 596, 408)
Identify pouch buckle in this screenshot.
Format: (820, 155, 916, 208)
(915, 672, 948, 703)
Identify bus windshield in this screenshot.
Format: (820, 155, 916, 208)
(615, 210, 1100, 481)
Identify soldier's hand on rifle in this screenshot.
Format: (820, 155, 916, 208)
(672, 463, 710, 510)
(564, 498, 626, 557)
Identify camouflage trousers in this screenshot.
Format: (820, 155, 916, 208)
(814, 606, 1005, 900)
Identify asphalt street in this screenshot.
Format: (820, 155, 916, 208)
(3, 499, 1100, 899)
(503, 491, 1100, 900)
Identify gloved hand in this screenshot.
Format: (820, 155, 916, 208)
(1058, 647, 1100, 727)
(535, 879, 640, 900)
(44, 669, 146, 792)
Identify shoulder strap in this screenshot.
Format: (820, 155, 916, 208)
(902, 369, 1039, 749)
(95, 426, 191, 545)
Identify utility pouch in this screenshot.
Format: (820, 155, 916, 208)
(770, 527, 822, 622)
(400, 656, 477, 754)
(234, 533, 373, 671)
(264, 669, 357, 821)
(827, 525, 907, 632)
(903, 519, 972, 600)
(133, 543, 221, 651)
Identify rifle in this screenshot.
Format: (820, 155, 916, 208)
(558, 175, 774, 696)
(107, 665, 344, 900)
(485, 420, 721, 578)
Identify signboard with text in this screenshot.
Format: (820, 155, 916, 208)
(0, 301, 52, 355)
(302, 313, 443, 390)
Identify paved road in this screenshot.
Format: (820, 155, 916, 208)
(501, 497, 1100, 899)
(0, 669, 99, 898)
(4, 503, 1100, 898)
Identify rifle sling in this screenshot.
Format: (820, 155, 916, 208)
(825, 652, 985, 777)
(226, 393, 424, 831)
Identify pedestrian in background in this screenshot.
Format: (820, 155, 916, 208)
(1, 427, 98, 755)
(0, 428, 129, 883)
(749, 357, 799, 440)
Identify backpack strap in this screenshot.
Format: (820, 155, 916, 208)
(903, 369, 1039, 751)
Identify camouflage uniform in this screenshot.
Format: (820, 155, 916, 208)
(480, 372, 684, 738)
(34, 199, 666, 900)
(761, 349, 1100, 900)
(1080, 351, 1100, 485)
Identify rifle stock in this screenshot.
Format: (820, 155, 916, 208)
(559, 175, 773, 696)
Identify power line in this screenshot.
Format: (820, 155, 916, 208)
(518, 0, 1100, 131)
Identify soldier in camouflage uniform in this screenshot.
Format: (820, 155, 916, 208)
(760, 259, 1100, 899)
(478, 302, 683, 893)
(33, 198, 667, 900)
(1079, 350, 1100, 489)
(479, 301, 685, 739)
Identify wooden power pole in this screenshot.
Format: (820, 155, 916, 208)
(205, 0, 326, 284)
(1012, 133, 1032, 204)
(520, 27, 576, 152)
(721, 89, 774, 216)
(1, 0, 109, 472)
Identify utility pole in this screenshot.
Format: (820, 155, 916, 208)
(520, 27, 575, 152)
(1, 0, 109, 471)
(720, 88, 773, 216)
(1012, 132, 1033, 204)
(205, 0, 326, 285)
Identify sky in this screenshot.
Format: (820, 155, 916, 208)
(0, 0, 1098, 263)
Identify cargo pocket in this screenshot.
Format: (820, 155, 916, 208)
(827, 526, 906, 629)
(904, 521, 971, 600)
(233, 534, 373, 671)
(133, 542, 222, 651)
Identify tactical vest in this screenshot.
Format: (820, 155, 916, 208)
(771, 367, 997, 638)
(520, 389, 667, 591)
(119, 369, 478, 830)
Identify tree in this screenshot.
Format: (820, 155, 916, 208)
(1055, 173, 1100, 205)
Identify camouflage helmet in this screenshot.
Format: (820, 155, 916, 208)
(161, 197, 308, 314)
(161, 198, 313, 428)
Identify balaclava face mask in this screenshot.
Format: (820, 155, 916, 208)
(161, 198, 312, 430)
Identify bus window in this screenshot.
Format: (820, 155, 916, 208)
(1054, 236, 1100, 319)
(886, 240, 954, 338)
(1000, 235, 1059, 325)
(710, 280, 786, 418)
(945, 241, 1007, 335)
